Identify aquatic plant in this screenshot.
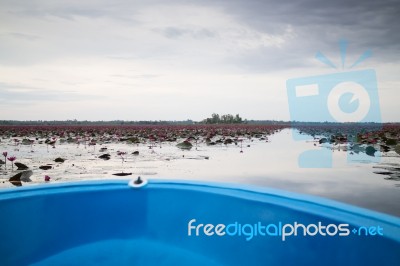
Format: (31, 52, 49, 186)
(7, 156, 16, 170)
(117, 151, 127, 165)
(2, 151, 7, 166)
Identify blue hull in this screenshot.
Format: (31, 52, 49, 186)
(0, 179, 399, 265)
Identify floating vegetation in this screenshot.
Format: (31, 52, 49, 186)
(54, 158, 66, 163)
(14, 162, 29, 170)
(1, 123, 399, 191)
(99, 154, 111, 160)
(112, 173, 132, 176)
(176, 141, 193, 150)
(9, 170, 33, 186)
(373, 164, 400, 183)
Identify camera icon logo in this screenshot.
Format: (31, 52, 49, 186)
(287, 69, 380, 124)
(286, 41, 381, 168)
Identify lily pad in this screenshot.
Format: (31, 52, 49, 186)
(112, 172, 132, 176)
(54, 158, 66, 163)
(319, 138, 328, 144)
(14, 162, 29, 170)
(373, 171, 394, 175)
(122, 137, 140, 144)
(9, 170, 33, 186)
(20, 170, 33, 182)
(99, 154, 111, 160)
(176, 141, 193, 150)
(365, 146, 377, 156)
(385, 138, 397, 146)
(224, 138, 233, 144)
(395, 145, 400, 155)
(384, 175, 400, 181)
(380, 145, 390, 152)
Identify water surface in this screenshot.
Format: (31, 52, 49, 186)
(1, 129, 399, 216)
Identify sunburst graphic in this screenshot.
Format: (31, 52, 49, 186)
(315, 40, 372, 69)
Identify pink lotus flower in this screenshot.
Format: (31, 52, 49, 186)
(7, 156, 16, 162)
(7, 156, 16, 170)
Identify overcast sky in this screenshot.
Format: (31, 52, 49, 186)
(0, 0, 399, 121)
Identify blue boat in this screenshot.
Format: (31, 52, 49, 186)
(0, 178, 399, 266)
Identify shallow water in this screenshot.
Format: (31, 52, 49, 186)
(0, 129, 399, 216)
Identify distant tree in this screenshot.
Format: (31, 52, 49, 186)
(234, 114, 242, 123)
(202, 113, 244, 124)
(211, 113, 220, 124)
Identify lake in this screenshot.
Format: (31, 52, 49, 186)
(1, 128, 399, 216)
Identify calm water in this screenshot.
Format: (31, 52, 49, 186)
(1, 129, 399, 216)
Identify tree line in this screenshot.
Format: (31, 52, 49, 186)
(201, 113, 244, 124)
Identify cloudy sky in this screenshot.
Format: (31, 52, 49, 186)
(0, 0, 399, 121)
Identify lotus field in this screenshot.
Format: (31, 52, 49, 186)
(0, 123, 400, 216)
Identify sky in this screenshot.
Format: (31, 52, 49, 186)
(0, 0, 399, 122)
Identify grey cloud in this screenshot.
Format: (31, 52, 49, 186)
(155, 27, 216, 39)
(161, 27, 187, 39)
(1, 0, 399, 71)
(210, 0, 400, 58)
